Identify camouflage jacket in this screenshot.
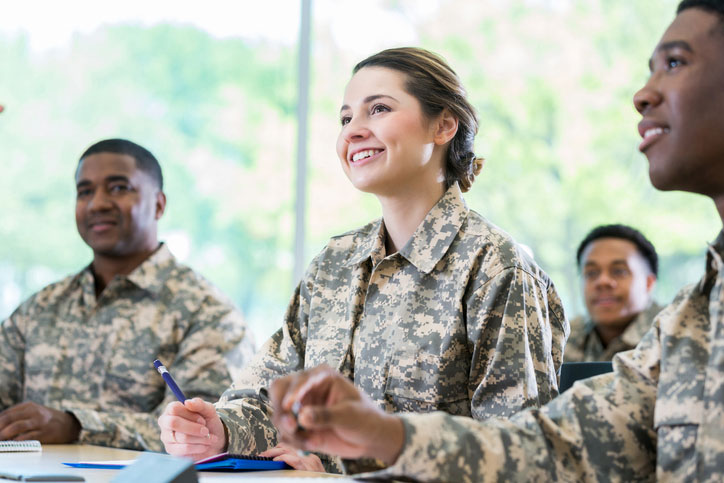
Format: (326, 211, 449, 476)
(215, 184, 569, 474)
(0, 244, 255, 451)
(564, 302, 663, 362)
(371, 232, 724, 482)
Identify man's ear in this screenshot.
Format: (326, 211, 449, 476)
(645, 273, 657, 293)
(433, 109, 458, 146)
(155, 191, 166, 220)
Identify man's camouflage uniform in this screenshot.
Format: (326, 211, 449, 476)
(369, 233, 724, 482)
(0, 244, 255, 451)
(564, 302, 663, 362)
(215, 184, 569, 473)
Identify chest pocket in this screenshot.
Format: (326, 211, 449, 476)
(384, 343, 470, 415)
(652, 358, 704, 478)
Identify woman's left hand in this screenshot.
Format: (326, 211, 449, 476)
(259, 442, 325, 472)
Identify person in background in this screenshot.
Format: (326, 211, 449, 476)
(565, 224, 661, 362)
(158, 47, 568, 473)
(264, 2, 724, 480)
(0, 138, 255, 451)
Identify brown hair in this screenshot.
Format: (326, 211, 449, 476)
(353, 47, 483, 192)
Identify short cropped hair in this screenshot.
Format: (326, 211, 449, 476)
(576, 224, 658, 276)
(78, 138, 163, 190)
(678, 0, 724, 32)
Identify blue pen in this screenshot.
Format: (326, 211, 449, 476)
(153, 359, 187, 402)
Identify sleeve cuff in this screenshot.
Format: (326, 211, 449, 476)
(350, 412, 446, 481)
(67, 408, 105, 435)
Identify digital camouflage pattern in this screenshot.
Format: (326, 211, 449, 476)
(564, 302, 663, 362)
(214, 184, 569, 474)
(0, 244, 255, 452)
(370, 232, 724, 482)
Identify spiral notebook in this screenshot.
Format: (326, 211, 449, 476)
(0, 440, 42, 452)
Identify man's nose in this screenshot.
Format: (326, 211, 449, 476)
(87, 189, 113, 211)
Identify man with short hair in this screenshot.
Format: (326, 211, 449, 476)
(265, 1, 724, 480)
(0, 139, 255, 451)
(565, 224, 661, 362)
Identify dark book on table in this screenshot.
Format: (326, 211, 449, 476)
(194, 452, 291, 471)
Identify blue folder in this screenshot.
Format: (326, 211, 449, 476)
(195, 453, 291, 471)
(64, 452, 291, 471)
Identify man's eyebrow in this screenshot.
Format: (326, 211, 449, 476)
(105, 175, 130, 183)
(657, 39, 694, 53)
(583, 259, 629, 267)
(649, 40, 694, 70)
(76, 175, 130, 189)
(340, 94, 399, 113)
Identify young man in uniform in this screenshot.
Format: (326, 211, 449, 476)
(565, 224, 660, 362)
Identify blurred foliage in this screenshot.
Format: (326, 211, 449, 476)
(1, 0, 720, 341)
(0, 25, 298, 338)
(305, 0, 719, 318)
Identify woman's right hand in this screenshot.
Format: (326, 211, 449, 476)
(158, 397, 226, 459)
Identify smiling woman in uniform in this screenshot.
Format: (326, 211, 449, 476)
(158, 47, 569, 473)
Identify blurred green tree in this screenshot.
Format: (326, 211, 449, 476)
(1, 0, 718, 339)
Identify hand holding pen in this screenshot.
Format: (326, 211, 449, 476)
(155, 359, 226, 460)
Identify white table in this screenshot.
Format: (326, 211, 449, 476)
(0, 444, 353, 482)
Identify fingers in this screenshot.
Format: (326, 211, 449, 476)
(259, 445, 288, 458)
(160, 424, 220, 458)
(164, 401, 199, 419)
(269, 377, 293, 414)
(271, 451, 304, 469)
(165, 441, 219, 458)
(0, 403, 46, 440)
(281, 365, 336, 411)
(13, 430, 43, 441)
(159, 400, 225, 458)
(159, 401, 211, 435)
(0, 418, 34, 440)
(0, 403, 38, 427)
(273, 451, 324, 472)
(270, 366, 330, 435)
(297, 404, 339, 430)
(259, 443, 324, 472)
(159, 414, 210, 439)
(183, 398, 218, 420)
(161, 429, 216, 446)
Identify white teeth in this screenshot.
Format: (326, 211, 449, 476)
(644, 127, 669, 139)
(352, 149, 381, 162)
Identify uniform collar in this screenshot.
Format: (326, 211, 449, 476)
(345, 220, 386, 267)
(125, 243, 175, 294)
(398, 184, 468, 274)
(80, 243, 174, 297)
(582, 301, 661, 348)
(699, 230, 724, 294)
(345, 184, 469, 273)
(619, 302, 662, 347)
